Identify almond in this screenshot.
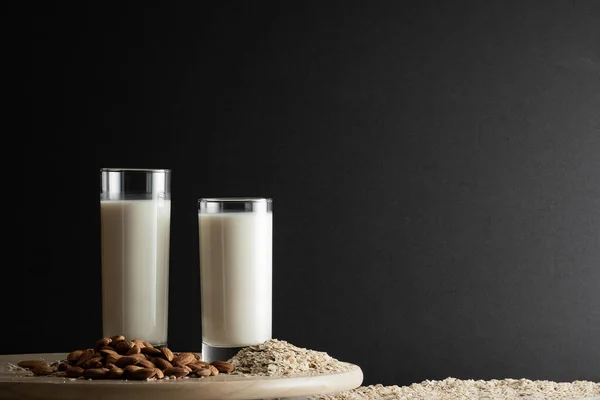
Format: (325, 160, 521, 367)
(115, 356, 142, 368)
(141, 347, 162, 357)
(105, 353, 122, 365)
(95, 337, 112, 350)
(66, 350, 84, 363)
(132, 339, 146, 348)
(162, 367, 189, 378)
(104, 363, 118, 370)
(136, 359, 155, 369)
(65, 366, 85, 378)
(210, 360, 235, 373)
(106, 367, 124, 379)
(109, 335, 125, 343)
(188, 361, 209, 371)
(75, 349, 95, 367)
(172, 352, 195, 367)
(152, 358, 173, 370)
(82, 357, 103, 369)
(141, 341, 154, 348)
(153, 368, 164, 379)
(208, 365, 219, 376)
(57, 362, 70, 372)
(100, 348, 120, 357)
(114, 340, 134, 355)
(194, 367, 212, 377)
(123, 365, 143, 376)
(160, 347, 174, 362)
(17, 360, 47, 369)
(126, 345, 141, 356)
(129, 368, 156, 380)
(32, 364, 54, 376)
(83, 368, 108, 379)
(193, 353, 202, 361)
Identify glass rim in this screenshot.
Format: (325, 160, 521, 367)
(198, 197, 272, 204)
(100, 168, 170, 173)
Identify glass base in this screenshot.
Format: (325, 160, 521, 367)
(201, 343, 245, 362)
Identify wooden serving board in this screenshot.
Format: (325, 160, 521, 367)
(0, 353, 363, 400)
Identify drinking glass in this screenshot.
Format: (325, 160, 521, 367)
(100, 168, 171, 346)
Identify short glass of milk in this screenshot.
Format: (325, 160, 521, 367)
(100, 168, 171, 346)
(198, 198, 272, 362)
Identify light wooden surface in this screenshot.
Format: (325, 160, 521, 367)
(0, 353, 363, 400)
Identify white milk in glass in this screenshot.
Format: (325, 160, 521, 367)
(101, 199, 170, 345)
(199, 211, 272, 347)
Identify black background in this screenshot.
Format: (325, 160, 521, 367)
(13, 1, 600, 387)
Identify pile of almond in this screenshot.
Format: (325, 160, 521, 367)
(16, 335, 234, 380)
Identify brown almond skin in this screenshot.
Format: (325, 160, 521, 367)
(141, 341, 154, 348)
(95, 337, 112, 350)
(162, 367, 189, 378)
(160, 347, 174, 362)
(208, 365, 219, 376)
(126, 345, 141, 356)
(141, 347, 162, 357)
(136, 359, 155, 369)
(115, 356, 142, 368)
(75, 349, 95, 367)
(66, 350, 84, 363)
(187, 363, 207, 373)
(32, 364, 54, 376)
(153, 368, 164, 379)
(152, 358, 173, 370)
(57, 362, 70, 372)
(210, 361, 235, 373)
(104, 363, 118, 370)
(82, 357, 103, 369)
(132, 339, 146, 348)
(172, 352, 195, 367)
(105, 353, 122, 365)
(123, 365, 143, 376)
(106, 367, 124, 379)
(82, 368, 108, 379)
(114, 340, 134, 355)
(17, 360, 47, 369)
(194, 367, 212, 377)
(193, 353, 202, 361)
(109, 335, 125, 343)
(65, 366, 85, 378)
(100, 348, 119, 357)
(129, 368, 156, 380)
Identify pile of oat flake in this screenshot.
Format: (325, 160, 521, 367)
(228, 339, 599, 399)
(311, 377, 600, 399)
(228, 339, 352, 376)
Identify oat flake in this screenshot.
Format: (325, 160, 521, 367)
(312, 378, 600, 400)
(5, 363, 29, 373)
(229, 339, 353, 376)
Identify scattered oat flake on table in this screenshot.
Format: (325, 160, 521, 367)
(312, 378, 600, 400)
(228, 339, 353, 376)
(4, 363, 29, 373)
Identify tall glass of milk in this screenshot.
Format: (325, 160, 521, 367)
(100, 168, 171, 346)
(198, 198, 272, 361)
